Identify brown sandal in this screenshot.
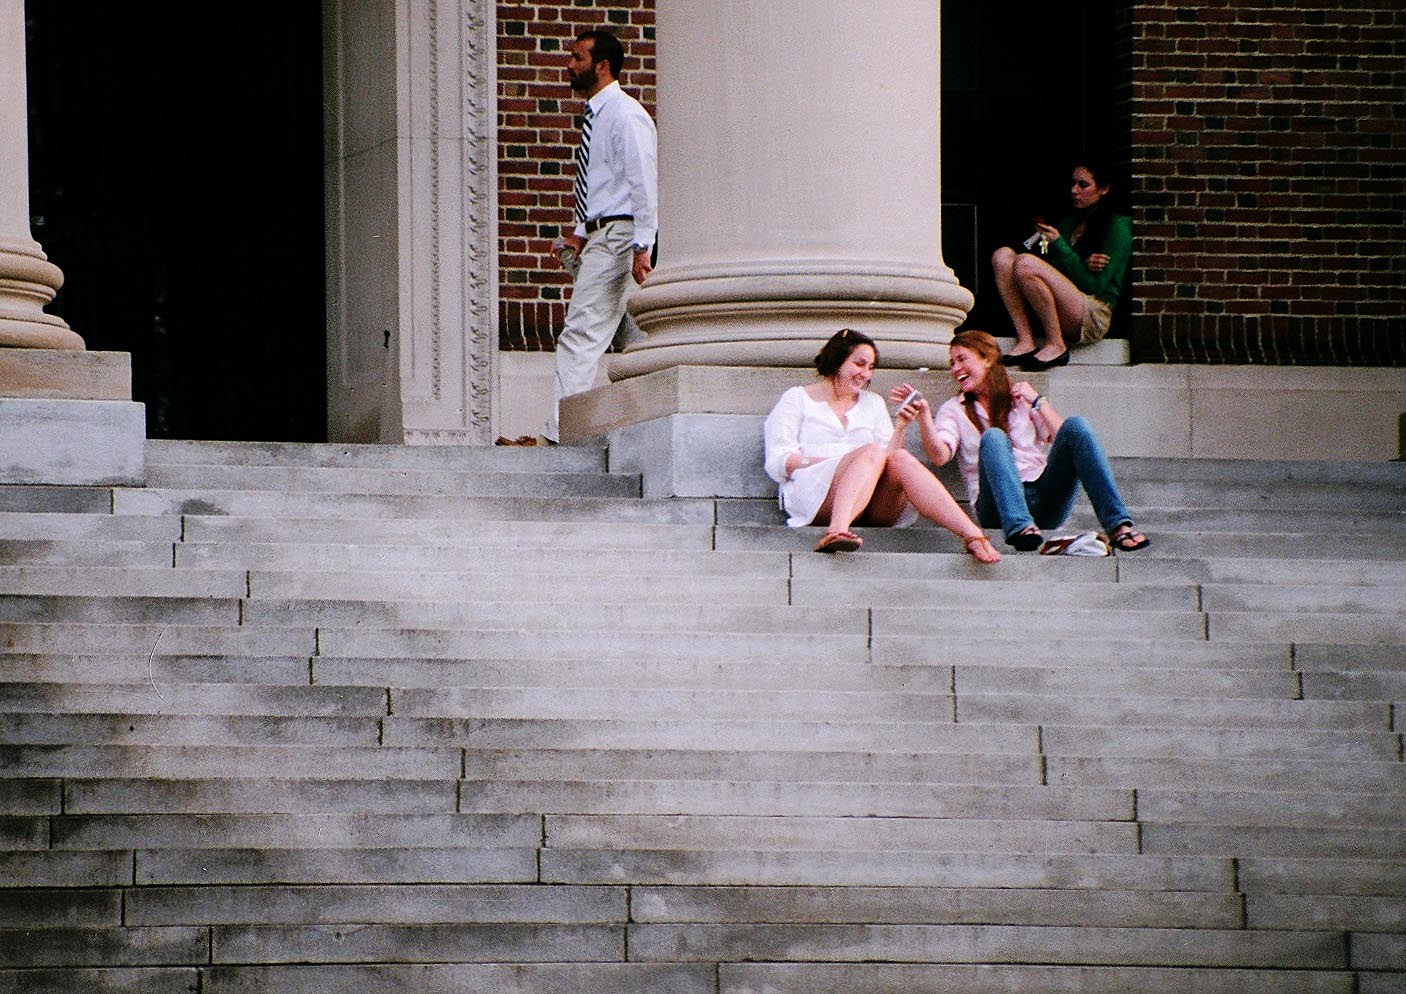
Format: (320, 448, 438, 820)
(963, 533, 1001, 564)
(815, 530, 863, 553)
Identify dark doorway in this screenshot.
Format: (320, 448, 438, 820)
(942, 1, 1123, 334)
(25, 5, 326, 441)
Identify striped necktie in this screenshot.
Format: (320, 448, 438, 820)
(573, 104, 594, 226)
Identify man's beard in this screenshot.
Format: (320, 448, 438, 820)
(569, 67, 595, 93)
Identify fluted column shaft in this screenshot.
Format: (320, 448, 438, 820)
(0, 0, 81, 350)
(614, 0, 967, 379)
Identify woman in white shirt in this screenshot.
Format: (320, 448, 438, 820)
(763, 329, 1000, 561)
(890, 329, 1149, 552)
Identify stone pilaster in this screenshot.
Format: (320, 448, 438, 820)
(0, 0, 81, 350)
(614, 0, 969, 379)
(323, 0, 499, 444)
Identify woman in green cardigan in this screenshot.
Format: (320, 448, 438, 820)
(991, 161, 1132, 371)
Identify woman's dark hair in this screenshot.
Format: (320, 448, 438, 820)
(814, 328, 878, 377)
(950, 330, 1012, 435)
(1070, 158, 1120, 261)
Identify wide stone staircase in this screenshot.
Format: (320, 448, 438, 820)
(0, 439, 1403, 993)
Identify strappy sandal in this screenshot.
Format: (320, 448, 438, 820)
(1110, 525, 1150, 552)
(815, 530, 863, 553)
(963, 534, 1001, 563)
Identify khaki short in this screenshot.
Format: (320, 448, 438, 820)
(1077, 296, 1114, 345)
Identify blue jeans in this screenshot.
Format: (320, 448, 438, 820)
(975, 417, 1133, 540)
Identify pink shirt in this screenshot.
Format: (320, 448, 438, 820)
(932, 395, 1049, 507)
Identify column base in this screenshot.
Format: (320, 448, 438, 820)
(0, 398, 146, 485)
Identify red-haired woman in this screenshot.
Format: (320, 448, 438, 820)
(890, 329, 1149, 552)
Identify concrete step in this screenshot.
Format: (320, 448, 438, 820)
(317, 627, 870, 663)
(0, 485, 112, 514)
(0, 713, 378, 746)
(61, 778, 457, 814)
(542, 847, 1231, 889)
(627, 922, 1347, 969)
(954, 664, 1299, 699)
(1208, 610, 1406, 644)
(122, 881, 625, 925)
(178, 542, 780, 575)
(0, 964, 713, 994)
(248, 570, 790, 604)
(0, 623, 313, 656)
(719, 525, 1406, 560)
(1143, 823, 1406, 859)
(0, 512, 179, 542)
(631, 884, 1240, 927)
(114, 488, 712, 523)
(1119, 556, 1406, 587)
(1040, 725, 1403, 762)
(383, 716, 1036, 753)
(543, 814, 1138, 855)
(713, 962, 1356, 993)
(1238, 856, 1406, 897)
(134, 846, 540, 885)
(0, 682, 385, 717)
(144, 463, 641, 498)
(183, 515, 715, 550)
(1104, 456, 1406, 488)
(0, 922, 622, 967)
(389, 686, 951, 722)
(1049, 756, 1406, 794)
(1203, 583, 1406, 614)
(242, 599, 867, 635)
(876, 636, 1291, 670)
(146, 437, 609, 473)
(315, 657, 950, 693)
(459, 780, 1130, 819)
(1303, 671, 1406, 700)
(1139, 788, 1405, 828)
(49, 812, 540, 850)
(956, 693, 1387, 730)
(0, 744, 458, 779)
(0, 655, 311, 685)
(0, 567, 246, 598)
(458, 747, 1039, 783)
(0, 595, 239, 625)
(718, 499, 1406, 536)
(0, 539, 175, 567)
(794, 578, 1198, 611)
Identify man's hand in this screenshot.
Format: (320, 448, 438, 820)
(562, 233, 586, 257)
(632, 248, 653, 285)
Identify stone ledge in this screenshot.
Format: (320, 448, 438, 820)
(0, 349, 131, 400)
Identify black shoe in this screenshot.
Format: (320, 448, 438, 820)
(1007, 527, 1044, 551)
(1001, 350, 1037, 368)
(1024, 349, 1070, 371)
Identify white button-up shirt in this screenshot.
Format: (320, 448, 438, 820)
(574, 81, 658, 250)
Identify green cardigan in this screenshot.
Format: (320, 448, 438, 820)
(1046, 212, 1132, 309)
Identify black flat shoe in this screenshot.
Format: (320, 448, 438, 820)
(1001, 350, 1037, 367)
(1007, 527, 1044, 551)
(1024, 349, 1070, 371)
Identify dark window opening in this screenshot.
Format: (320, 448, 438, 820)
(26, 4, 327, 441)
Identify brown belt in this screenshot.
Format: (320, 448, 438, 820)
(585, 214, 632, 234)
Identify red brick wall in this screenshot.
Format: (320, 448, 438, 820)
(1125, 1, 1406, 364)
(496, 2, 656, 351)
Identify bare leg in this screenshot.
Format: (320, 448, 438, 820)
(861, 451, 1001, 562)
(991, 247, 1037, 353)
(811, 444, 888, 535)
(1011, 254, 1089, 361)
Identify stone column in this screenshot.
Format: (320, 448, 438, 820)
(613, 0, 969, 379)
(323, 0, 499, 445)
(0, 0, 82, 350)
